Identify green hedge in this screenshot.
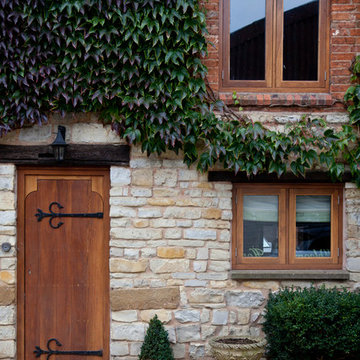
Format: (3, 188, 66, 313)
(263, 287, 360, 360)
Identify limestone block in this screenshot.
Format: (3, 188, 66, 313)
(132, 220, 149, 229)
(0, 212, 15, 226)
(173, 343, 186, 359)
(110, 197, 147, 207)
(184, 280, 207, 287)
(130, 158, 162, 169)
(132, 169, 153, 186)
(130, 187, 152, 197)
(214, 184, 232, 191)
(112, 310, 138, 322)
(0, 166, 15, 176)
(164, 208, 201, 219)
(0, 306, 15, 325)
(165, 326, 176, 343)
(243, 281, 280, 291)
(202, 208, 222, 220)
(150, 259, 190, 273)
(0, 258, 16, 271)
(110, 341, 129, 356)
(0, 287, 14, 306)
(0, 179, 13, 192)
(164, 229, 182, 239)
(130, 342, 142, 356)
(111, 167, 131, 185)
(197, 273, 228, 281)
(110, 258, 148, 273)
(110, 206, 136, 218)
(219, 198, 232, 210)
(110, 279, 134, 289)
(163, 160, 188, 168)
(141, 248, 157, 258)
(149, 197, 178, 207)
(154, 170, 178, 187)
(186, 248, 196, 259)
(174, 310, 200, 323)
(111, 287, 180, 310)
(225, 291, 265, 308)
(208, 261, 230, 272)
(138, 208, 162, 218)
(0, 326, 15, 340)
(250, 327, 261, 337)
(111, 228, 162, 240)
(0, 227, 15, 236)
(153, 188, 180, 197)
(184, 229, 217, 240)
(197, 248, 209, 260)
(201, 325, 216, 339)
(111, 218, 132, 228)
(124, 249, 140, 259)
(140, 309, 172, 323)
(189, 344, 205, 358)
(193, 261, 207, 273)
(221, 210, 232, 220)
(326, 114, 349, 123)
(201, 309, 210, 323)
(176, 324, 201, 342)
(178, 170, 198, 181)
(210, 249, 229, 260)
(188, 289, 224, 303)
(151, 219, 176, 228)
(0, 272, 14, 285)
(347, 257, 360, 272)
(176, 220, 193, 227)
(110, 187, 128, 196)
(71, 123, 119, 143)
(219, 230, 231, 242)
(171, 273, 194, 281)
(238, 309, 251, 325)
(212, 310, 228, 325)
(150, 279, 167, 288)
(0, 340, 15, 358)
(111, 323, 146, 341)
(169, 240, 204, 247)
(184, 189, 201, 196)
(157, 247, 185, 259)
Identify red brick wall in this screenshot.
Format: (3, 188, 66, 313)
(201, 0, 360, 108)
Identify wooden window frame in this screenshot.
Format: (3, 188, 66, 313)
(221, 0, 330, 93)
(232, 184, 343, 270)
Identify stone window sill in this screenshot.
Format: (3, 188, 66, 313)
(230, 270, 350, 281)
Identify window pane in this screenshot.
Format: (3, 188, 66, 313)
(283, 0, 319, 81)
(296, 195, 331, 257)
(243, 196, 278, 257)
(230, 0, 266, 80)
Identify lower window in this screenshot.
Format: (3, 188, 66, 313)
(232, 184, 343, 270)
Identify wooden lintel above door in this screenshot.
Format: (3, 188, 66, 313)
(0, 144, 130, 166)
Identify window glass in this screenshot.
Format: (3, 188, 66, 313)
(243, 195, 279, 257)
(230, 0, 266, 80)
(296, 195, 331, 257)
(283, 0, 319, 81)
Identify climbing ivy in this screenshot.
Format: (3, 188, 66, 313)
(1, 0, 359, 185)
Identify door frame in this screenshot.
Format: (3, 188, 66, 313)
(16, 166, 110, 359)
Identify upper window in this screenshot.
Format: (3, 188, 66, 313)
(232, 184, 343, 270)
(222, 0, 329, 91)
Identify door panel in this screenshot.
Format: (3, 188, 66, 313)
(17, 168, 109, 360)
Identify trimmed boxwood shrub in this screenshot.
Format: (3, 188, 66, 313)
(139, 314, 174, 360)
(263, 287, 360, 360)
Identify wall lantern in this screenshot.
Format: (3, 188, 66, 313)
(51, 126, 67, 161)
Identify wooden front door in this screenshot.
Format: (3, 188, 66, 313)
(17, 168, 110, 360)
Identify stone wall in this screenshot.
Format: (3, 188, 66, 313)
(0, 164, 16, 359)
(1, 111, 360, 359)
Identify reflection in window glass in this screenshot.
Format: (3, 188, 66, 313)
(283, 0, 319, 81)
(230, 0, 266, 80)
(243, 196, 278, 257)
(296, 195, 331, 257)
